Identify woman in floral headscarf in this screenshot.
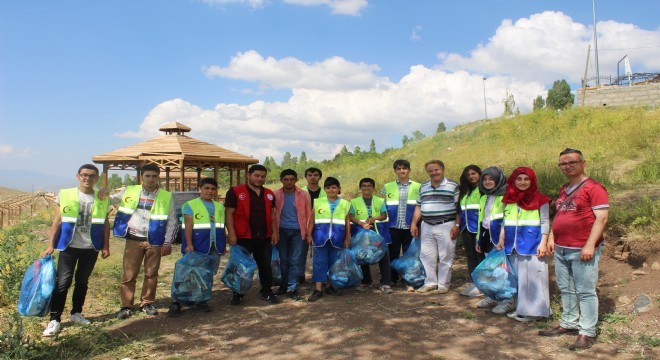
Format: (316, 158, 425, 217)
(494, 167, 552, 321)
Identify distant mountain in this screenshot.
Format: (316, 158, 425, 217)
(0, 186, 28, 202)
(0, 169, 73, 192)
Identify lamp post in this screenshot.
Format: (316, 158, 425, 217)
(592, 0, 600, 85)
(482, 77, 488, 119)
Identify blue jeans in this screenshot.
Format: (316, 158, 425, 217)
(277, 228, 304, 291)
(554, 244, 604, 337)
(312, 242, 340, 283)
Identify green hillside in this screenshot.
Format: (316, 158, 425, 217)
(0, 186, 27, 202)
(279, 106, 658, 199)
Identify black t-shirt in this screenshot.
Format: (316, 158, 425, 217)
(308, 188, 322, 208)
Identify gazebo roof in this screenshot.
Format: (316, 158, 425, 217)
(92, 125, 258, 165)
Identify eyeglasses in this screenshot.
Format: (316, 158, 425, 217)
(557, 160, 583, 168)
(78, 173, 98, 179)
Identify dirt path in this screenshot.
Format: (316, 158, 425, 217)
(100, 247, 658, 360)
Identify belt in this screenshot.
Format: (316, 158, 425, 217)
(126, 233, 148, 242)
(423, 218, 454, 226)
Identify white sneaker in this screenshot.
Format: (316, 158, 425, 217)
(42, 320, 61, 337)
(507, 311, 538, 322)
(477, 297, 498, 308)
(460, 283, 476, 296)
(70, 313, 91, 325)
(492, 300, 516, 314)
(464, 286, 483, 298)
(416, 285, 438, 293)
(437, 285, 449, 294)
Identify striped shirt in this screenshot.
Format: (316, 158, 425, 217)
(381, 179, 412, 229)
(417, 178, 459, 224)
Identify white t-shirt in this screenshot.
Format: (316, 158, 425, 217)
(57, 191, 96, 249)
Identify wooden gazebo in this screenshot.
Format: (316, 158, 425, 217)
(92, 122, 259, 191)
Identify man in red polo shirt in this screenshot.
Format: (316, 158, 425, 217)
(539, 148, 609, 351)
(225, 164, 280, 305)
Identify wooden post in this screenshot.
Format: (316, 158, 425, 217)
(179, 159, 185, 191)
(165, 167, 170, 191)
(103, 163, 108, 187)
(196, 167, 202, 189)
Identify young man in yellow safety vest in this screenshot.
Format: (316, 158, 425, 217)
(42, 164, 110, 337)
(168, 178, 226, 316)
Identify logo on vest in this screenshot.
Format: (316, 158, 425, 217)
(124, 196, 133, 203)
(267, 194, 274, 201)
(62, 206, 71, 214)
(387, 193, 394, 198)
(238, 193, 247, 200)
(317, 208, 325, 214)
(195, 213, 202, 220)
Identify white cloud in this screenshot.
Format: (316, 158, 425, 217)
(200, 0, 268, 9)
(282, 0, 367, 16)
(437, 11, 660, 84)
(0, 144, 14, 155)
(0, 143, 33, 158)
(204, 50, 383, 91)
(411, 25, 422, 42)
(125, 11, 659, 163)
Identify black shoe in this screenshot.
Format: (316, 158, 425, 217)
(141, 304, 158, 316)
(117, 307, 132, 320)
(167, 303, 182, 317)
(308, 290, 323, 302)
(261, 292, 280, 304)
(275, 287, 287, 296)
(298, 276, 306, 285)
(324, 286, 339, 296)
(196, 302, 212, 312)
(230, 293, 243, 306)
(287, 289, 303, 302)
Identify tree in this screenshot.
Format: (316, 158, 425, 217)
(299, 151, 307, 164)
(107, 173, 122, 190)
(123, 174, 135, 186)
(353, 146, 362, 155)
(402, 135, 410, 146)
(369, 139, 376, 153)
(436, 122, 446, 133)
(533, 95, 545, 111)
(412, 130, 426, 142)
(546, 79, 574, 110)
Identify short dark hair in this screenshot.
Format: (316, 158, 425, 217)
(324, 177, 340, 188)
(249, 164, 268, 174)
(78, 164, 99, 175)
(393, 159, 410, 170)
(280, 169, 298, 179)
(141, 164, 160, 174)
(359, 177, 375, 188)
(424, 160, 445, 170)
(199, 178, 218, 188)
(559, 148, 584, 160)
(305, 167, 322, 177)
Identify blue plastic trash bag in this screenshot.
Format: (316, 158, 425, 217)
(471, 248, 518, 301)
(328, 249, 363, 289)
(18, 255, 56, 317)
(171, 252, 214, 303)
(271, 247, 282, 286)
(391, 238, 426, 289)
(350, 229, 387, 265)
(221, 245, 257, 294)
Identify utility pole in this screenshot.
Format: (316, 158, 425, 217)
(592, 0, 600, 85)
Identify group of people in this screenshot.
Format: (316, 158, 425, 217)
(40, 148, 609, 351)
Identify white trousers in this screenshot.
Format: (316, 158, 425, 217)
(420, 221, 456, 288)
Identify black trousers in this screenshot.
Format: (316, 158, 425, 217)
(388, 228, 413, 284)
(360, 250, 392, 286)
(461, 230, 485, 278)
(49, 247, 99, 322)
(236, 238, 273, 294)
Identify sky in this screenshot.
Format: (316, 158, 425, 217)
(1, 0, 659, 191)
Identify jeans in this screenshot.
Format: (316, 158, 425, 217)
(554, 244, 604, 337)
(312, 242, 340, 283)
(277, 228, 304, 291)
(236, 238, 273, 294)
(49, 247, 99, 322)
(461, 230, 484, 279)
(360, 250, 392, 286)
(388, 228, 413, 284)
